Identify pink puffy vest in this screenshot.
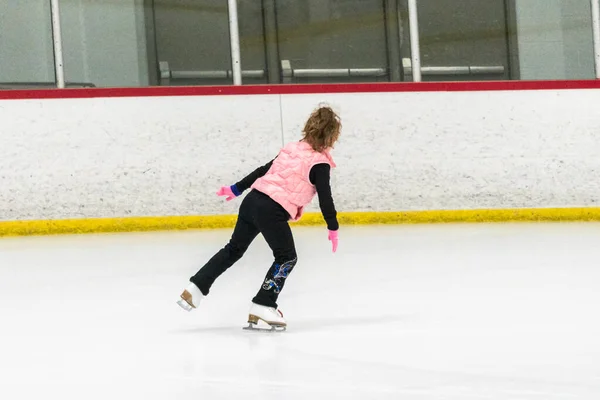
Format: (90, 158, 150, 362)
(251, 141, 336, 221)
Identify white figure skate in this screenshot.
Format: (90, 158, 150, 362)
(176, 282, 204, 311)
(243, 303, 287, 332)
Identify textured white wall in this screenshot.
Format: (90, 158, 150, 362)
(0, 95, 281, 220)
(1, 89, 599, 221)
(281, 90, 600, 213)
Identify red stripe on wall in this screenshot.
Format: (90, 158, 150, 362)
(0, 80, 599, 100)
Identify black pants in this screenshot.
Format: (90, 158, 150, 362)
(190, 190, 297, 308)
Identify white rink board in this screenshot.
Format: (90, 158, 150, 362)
(0, 95, 282, 220)
(1, 89, 600, 221)
(280, 90, 600, 213)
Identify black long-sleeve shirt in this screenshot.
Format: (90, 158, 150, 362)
(233, 159, 339, 231)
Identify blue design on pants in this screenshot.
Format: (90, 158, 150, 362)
(274, 264, 292, 279)
(262, 258, 297, 294)
(262, 279, 280, 293)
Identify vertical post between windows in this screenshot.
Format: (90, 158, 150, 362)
(50, 0, 65, 88)
(407, 0, 421, 82)
(592, 0, 600, 79)
(228, 0, 242, 85)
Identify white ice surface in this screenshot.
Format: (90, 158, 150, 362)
(1, 223, 599, 399)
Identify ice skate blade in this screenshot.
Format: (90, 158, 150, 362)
(243, 323, 286, 332)
(247, 314, 286, 328)
(176, 298, 193, 312)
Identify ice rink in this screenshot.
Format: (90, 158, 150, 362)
(1, 222, 599, 400)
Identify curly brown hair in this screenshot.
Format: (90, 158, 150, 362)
(301, 105, 341, 152)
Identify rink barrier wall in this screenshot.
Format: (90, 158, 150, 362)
(2, 80, 600, 236)
(2, 207, 600, 237)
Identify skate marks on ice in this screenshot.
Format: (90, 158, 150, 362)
(280, 313, 413, 334)
(2, 225, 600, 400)
(171, 313, 411, 335)
(279, 345, 600, 400)
(169, 322, 600, 400)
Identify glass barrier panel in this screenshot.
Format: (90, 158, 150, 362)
(237, 1, 268, 85)
(151, 0, 232, 86)
(403, 0, 596, 81)
(514, 0, 595, 80)
(5, 0, 597, 89)
(0, 1, 57, 89)
(59, 0, 233, 88)
(275, 0, 393, 84)
(402, 0, 513, 81)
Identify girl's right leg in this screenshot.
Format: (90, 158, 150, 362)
(189, 194, 260, 296)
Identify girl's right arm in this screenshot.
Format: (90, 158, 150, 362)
(309, 163, 339, 231)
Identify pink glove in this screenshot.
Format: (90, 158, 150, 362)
(216, 186, 236, 201)
(328, 230, 338, 253)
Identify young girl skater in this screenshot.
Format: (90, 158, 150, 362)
(177, 105, 341, 330)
